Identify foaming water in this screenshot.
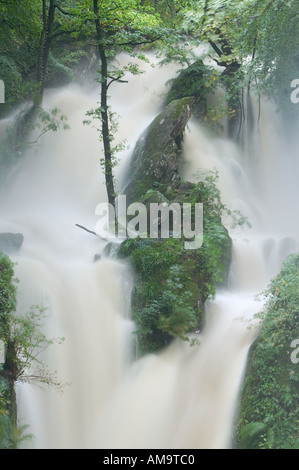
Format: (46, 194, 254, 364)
(0, 53, 298, 449)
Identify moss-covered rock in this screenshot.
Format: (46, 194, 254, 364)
(118, 215, 232, 355)
(139, 189, 169, 206)
(118, 95, 234, 356)
(235, 252, 299, 449)
(123, 97, 194, 204)
(118, 175, 232, 355)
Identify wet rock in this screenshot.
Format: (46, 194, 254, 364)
(0, 233, 24, 254)
(123, 97, 194, 204)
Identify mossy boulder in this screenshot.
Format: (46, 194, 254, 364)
(235, 253, 299, 449)
(118, 238, 202, 354)
(118, 95, 233, 355)
(117, 175, 232, 355)
(123, 97, 194, 204)
(118, 214, 232, 355)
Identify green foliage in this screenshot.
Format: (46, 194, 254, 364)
(0, 0, 42, 107)
(1, 0, 296, 120)
(0, 56, 23, 103)
(30, 107, 70, 143)
(187, 169, 250, 229)
(0, 254, 18, 447)
(119, 238, 196, 353)
(7, 306, 65, 388)
(0, 255, 65, 386)
(67, 0, 163, 56)
(0, 412, 13, 449)
(46, 53, 74, 87)
(157, 264, 198, 338)
(235, 252, 299, 449)
(156, 0, 299, 125)
(237, 0, 298, 106)
(237, 421, 266, 449)
(84, 105, 127, 170)
(0, 0, 41, 53)
(0, 254, 17, 340)
(184, 169, 245, 293)
(164, 59, 213, 108)
(0, 105, 70, 174)
(0, 404, 33, 450)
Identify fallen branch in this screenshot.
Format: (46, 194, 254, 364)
(75, 224, 109, 242)
(75, 224, 97, 236)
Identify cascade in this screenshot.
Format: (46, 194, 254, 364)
(0, 54, 298, 449)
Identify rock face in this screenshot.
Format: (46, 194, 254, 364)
(123, 97, 194, 204)
(0, 233, 23, 254)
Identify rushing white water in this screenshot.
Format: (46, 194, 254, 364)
(0, 53, 298, 449)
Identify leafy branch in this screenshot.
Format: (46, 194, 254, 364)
(25, 107, 70, 146)
(1, 305, 66, 391)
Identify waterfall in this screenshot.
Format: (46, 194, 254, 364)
(0, 53, 298, 449)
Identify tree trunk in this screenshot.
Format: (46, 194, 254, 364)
(37, 0, 56, 102)
(36, 0, 47, 87)
(209, 32, 242, 140)
(222, 62, 242, 140)
(93, 0, 116, 207)
(3, 340, 18, 428)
